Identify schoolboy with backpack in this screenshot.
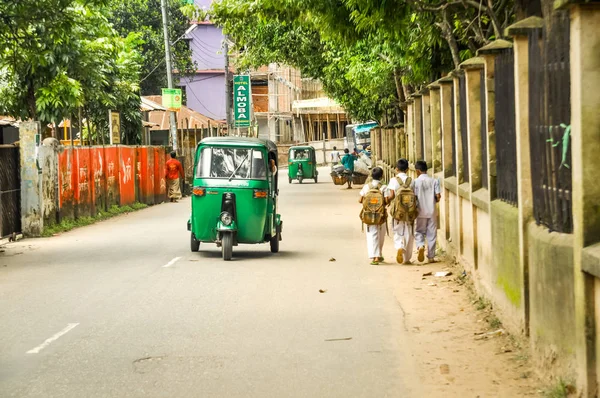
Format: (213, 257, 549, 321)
(359, 167, 388, 265)
(386, 159, 418, 264)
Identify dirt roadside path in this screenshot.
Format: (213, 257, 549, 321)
(378, 239, 540, 397)
(332, 175, 540, 397)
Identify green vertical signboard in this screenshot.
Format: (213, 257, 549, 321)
(162, 88, 182, 111)
(233, 75, 251, 127)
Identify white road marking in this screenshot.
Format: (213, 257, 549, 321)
(162, 257, 182, 268)
(26, 323, 80, 354)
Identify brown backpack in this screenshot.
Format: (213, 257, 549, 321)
(360, 183, 387, 225)
(389, 177, 419, 222)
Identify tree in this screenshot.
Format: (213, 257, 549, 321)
(0, 0, 145, 141)
(109, 0, 195, 96)
(210, 0, 517, 122)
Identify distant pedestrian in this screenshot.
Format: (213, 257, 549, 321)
(412, 160, 441, 263)
(386, 159, 416, 264)
(340, 148, 356, 189)
(359, 167, 388, 265)
(330, 146, 341, 168)
(165, 151, 184, 203)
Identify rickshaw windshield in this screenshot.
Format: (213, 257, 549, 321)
(196, 147, 267, 180)
(290, 149, 309, 160)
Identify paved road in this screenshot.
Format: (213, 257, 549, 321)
(0, 168, 422, 397)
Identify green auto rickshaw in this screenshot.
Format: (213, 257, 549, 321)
(187, 137, 283, 261)
(288, 145, 318, 184)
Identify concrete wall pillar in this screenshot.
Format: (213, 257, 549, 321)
(429, 84, 442, 174)
(461, 59, 485, 192)
(413, 96, 423, 162)
(452, 72, 467, 185)
(567, 2, 600, 396)
(439, 78, 454, 178)
(406, 101, 414, 163)
(507, 16, 544, 337)
(19, 121, 43, 237)
(478, 40, 514, 201)
(422, 92, 432, 165)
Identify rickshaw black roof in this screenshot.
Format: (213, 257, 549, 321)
(199, 137, 278, 153)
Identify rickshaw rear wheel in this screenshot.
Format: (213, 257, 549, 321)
(222, 233, 233, 261)
(314, 175, 318, 183)
(288, 177, 292, 184)
(270, 232, 280, 253)
(191, 233, 200, 252)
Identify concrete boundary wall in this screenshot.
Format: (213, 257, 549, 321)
(32, 143, 169, 229)
(371, 4, 600, 394)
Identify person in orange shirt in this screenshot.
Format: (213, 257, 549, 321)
(165, 151, 184, 202)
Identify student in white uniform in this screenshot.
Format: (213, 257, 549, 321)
(386, 159, 414, 264)
(330, 146, 341, 169)
(359, 167, 388, 265)
(412, 160, 441, 263)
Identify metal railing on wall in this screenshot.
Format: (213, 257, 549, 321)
(451, 84, 457, 177)
(528, 11, 572, 233)
(458, 73, 470, 182)
(494, 48, 518, 206)
(0, 146, 21, 238)
(480, 69, 489, 190)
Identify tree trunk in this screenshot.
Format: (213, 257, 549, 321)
(438, 10, 461, 69)
(393, 69, 406, 103)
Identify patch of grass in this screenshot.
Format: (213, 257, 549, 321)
(543, 378, 576, 398)
(474, 296, 491, 311)
(488, 315, 502, 329)
(42, 203, 148, 237)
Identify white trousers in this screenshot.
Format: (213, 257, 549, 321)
(392, 220, 414, 262)
(414, 217, 437, 259)
(366, 224, 386, 258)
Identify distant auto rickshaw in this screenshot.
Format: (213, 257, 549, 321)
(188, 137, 283, 261)
(288, 146, 318, 184)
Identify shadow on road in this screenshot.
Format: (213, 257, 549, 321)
(192, 249, 302, 261)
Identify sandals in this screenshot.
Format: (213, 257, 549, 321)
(370, 257, 384, 265)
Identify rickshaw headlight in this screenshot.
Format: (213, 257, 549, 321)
(220, 212, 233, 226)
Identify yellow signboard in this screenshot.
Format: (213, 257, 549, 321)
(109, 110, 121, 144)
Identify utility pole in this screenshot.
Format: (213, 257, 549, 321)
(224, 37, 233, 133)
(160, 0, 178, 152)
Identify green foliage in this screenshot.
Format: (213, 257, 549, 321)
(210, 0, 515, 121)
(0, 0, 194, 143)
(109, 0, 195, 95)
(543, 379, 576, 398)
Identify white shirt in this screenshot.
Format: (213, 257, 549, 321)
(330, 151, 341, 163)
(360, 179, 389, 197)
(412, 174, 441, 219)
(386, 172, 410, 195)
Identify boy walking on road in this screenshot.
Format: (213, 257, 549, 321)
(359, 167, 388, 265)
(340, 148, 356, 189)
(330, 146, 341, 169)
(386, 159, 415, 264)
(413, 160, 441, 263)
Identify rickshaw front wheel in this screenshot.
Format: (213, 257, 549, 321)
(314, 175, 318, 183)
(222, 232, 233, 261)
(270, 232, 280, 253)
(191, 233, 200, 252)
(288, 177, 292, 184)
